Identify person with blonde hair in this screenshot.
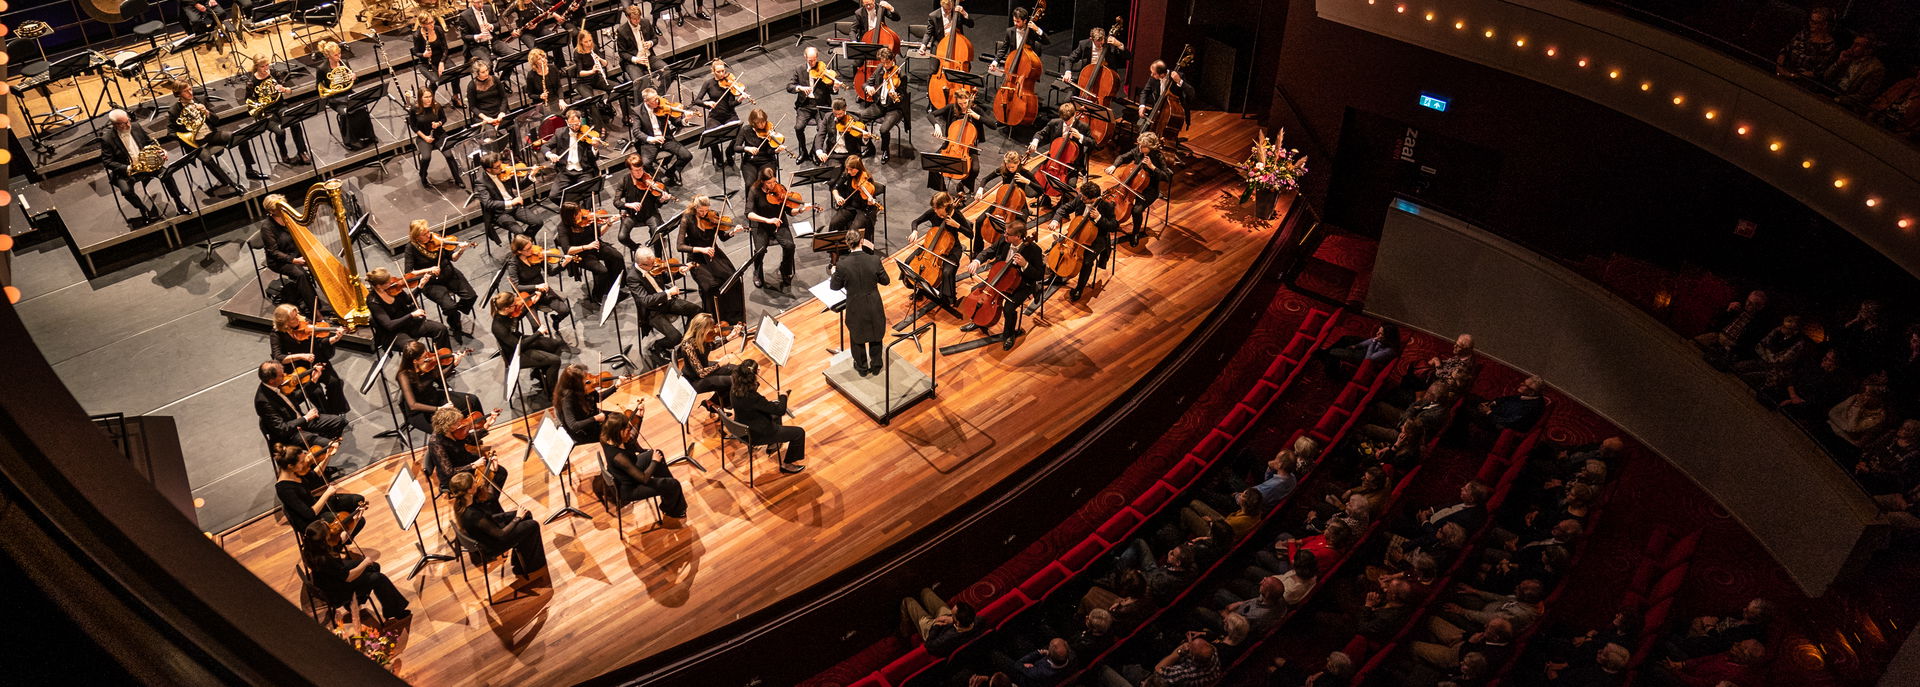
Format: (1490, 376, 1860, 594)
(246, 55, 311, 165)
(450, 471, 548, 577)
(317, 41, 377, 149)
(405, 220, 476, 341)
(269, 303, 350, 413)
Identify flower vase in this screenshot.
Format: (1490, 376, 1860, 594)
(1255, 188, 1280, 220)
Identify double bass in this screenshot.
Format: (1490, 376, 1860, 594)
(991, 0, 1046, 127)
(926, 9, 976, 110)
(1147, 44, 1195, 139)
(1072, 17, 1125, 145)
(853, 7, 902, 104)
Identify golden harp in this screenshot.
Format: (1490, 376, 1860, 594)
(264, 181, 370, 327)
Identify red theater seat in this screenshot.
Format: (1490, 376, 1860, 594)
(1095, 508, 1145, 544)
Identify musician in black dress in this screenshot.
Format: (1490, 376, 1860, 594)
(98, 109, 190, 224)
(679, 196, 747, 323)
(474, 153, 540, 240)
(450, 471, 548, 577)
(366, 267, 454, 350)
(828, 155, 884, 252)
(318, 41, 378, 150)
(615, 5, 669, 101)
(262, 194, 322, 315)
(397, 340, 482, 434)
(555, 202, 624, 303)
(906, 191, 979, 302)
(928, 87, 984, 193)
(1045, 181, 1122, 302)
(489, 292, 566, 393)
(458, 0, 505, 61)
(745, 167, 814, 290)
(832, 240, 890, 376)
(1136, 59, 1195, 132)
(789, 46, 836, 160)
(570, 29, 616, 127)
(409, 89, 464, 188)
(1104, 131, 1175, 244)
(270, 304, 351, 414)
(168, 82, 257, 193)
(599, 409, 688, 526)
(631, 250, 705, 360)
(619, 153, 677, 252)
(412, 15, 460, 109)
(467, 60, 513, 153)
(508, 235, 575, 328)
(525, 49, 565, 114)
(861, 48, 912, 162)
(274, 444, 365, 536)
(552, 363, 618, 444)
(636, 89, 694, 185)
(502, 0, 542, 51)
(731, 360, 806, 473)
(696, 59, 745, 172)
(301, 519, 412, 624)
(245, 56, 312, 166)
(428, 406, 506, 492)
(1026, 101, 1091, 194)
(544, 108, 602, 204)
(679, 314, 736, 411)
(256, 360, 350, 448)
(406, 220, 478, 341)
(962, 220, 1048, 350)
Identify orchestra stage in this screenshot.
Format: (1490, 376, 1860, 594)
(214, 156, 1283, 686)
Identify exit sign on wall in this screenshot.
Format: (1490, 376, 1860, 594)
(1418, 93, 1450, 112)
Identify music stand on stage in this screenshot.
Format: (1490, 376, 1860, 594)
(754, 314, 795, 392)
(388, 464, 454, 578)
(790, 163, 837, 229)
(808, 278, 849, 354)
(584, 8, 620, 31)
(558, 175, 602, 207)
(597, 270, 635, 370)
(531, 416, 590, 524)
(942, 68, 986, 90)
(656, 368, 705, 471)
(890, 250, 965, 329)
(843, 41, 884, 64)
(697, 121, 741, 196)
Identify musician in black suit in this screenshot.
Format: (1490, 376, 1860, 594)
(543, 108, 602, 204)
(991, 6, 1048, 67)
(1068, 26, 1130, 76)
(1026, 101, 1092, 193)
(614, 5, 669, 99)
(730, 360, 806, 473)
(618, 152, 677, 251)
(861, 48, 912, 162)
(789, 47, 836, 159)
(851, 0, 901, 40)
(1104, 131, 1175, 243)
(168, 83, 258, 193)
(630, 249, 705, 361)
(1045, 181, 1122, 302)
(245, 56, 312, 166)
(457, 0, 505, 61)
(924, 0, 975, 54)
(636, 89, 693, 184)
(256, 360, 350, 448)
(1136, 59, 1195, 132)
(962, 220, 1048, 350)
(831, 240, 890, 376)
(472, 153, 539, 241)
(98, 109, 190, 224)
(262, 194, 322, 315)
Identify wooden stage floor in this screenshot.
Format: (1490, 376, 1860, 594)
(216, 155, 1280, 686)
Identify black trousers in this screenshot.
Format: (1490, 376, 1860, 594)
(621, 204, 667, 251)
(527, 291, 573, 328)
(1129, 191, 1161, 238)
(851, 341, 882, 371)
(112, 171, 188, 217)
(329, 99, 377, 145)
(993, 284, 1039, 336)
(617, 454, 688, 518)
(752, 424, 806, 465)
(262, 114, 311, 160)
(270, 262, 321, 316)
(570, 244, 625, 301)
(1074, 233, 1114, 292)
(517, 334, 566, 390)
(796, 106, 830, 159)
(483, 514, 548, 575)
(638, 138, 693, 177)
(335, 560, 410, 619)
(271, 412, 349, 448)
(639, 297, 703, 355)
(690, 368, 734, 407)
(828, 206, 878, 243)
(750, 220, 795, 282)
(551, 169, 600, 205)
(486, 206, 540, 239)
(421, 268, 477, 337)
(378, 316, 452, 352)
(300, 365, 352, 414)
(414, 138, 465, 184)
(869, 100, 911, 154)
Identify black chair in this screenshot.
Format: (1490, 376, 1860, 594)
(591, 448, 664, 538)
(715, 411, 759, 487)
(295, 560, 382, 627)
(452, 527, 527, 605)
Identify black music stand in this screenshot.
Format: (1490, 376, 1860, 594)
(943, 68, 986, 89)
(844, 41, 884, 64)
(790, 163, 837, 231)
(697, 121, 741, 195)
(584, 8, 621, 31)
(279, 98, 326, 172)
(559, 175, 601, 206)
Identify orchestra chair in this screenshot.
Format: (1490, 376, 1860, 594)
(905, 25, 928, 79)
(295, 559, 384, 627)
(591, 448, 664, 539)
(451, 527, 529, 605)
(715, 411, 764, 488)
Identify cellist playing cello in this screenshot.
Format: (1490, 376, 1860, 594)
(929, 85, 984, 194)
(1103, 131, 1174, 246)
(906, 191, 980, 303)
(1027, 101, 1092, 197)
(961, 220, 1047, 351)
(1043, 181, 1121, 302)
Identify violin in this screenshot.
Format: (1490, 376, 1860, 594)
(448, 408, 505, 454)
(518, 243, 581, 266)
(763, 179, 818, 214)
(638, 255, 689, 276)
(850, 170, 884, 211)
(286, 319, 345, 341)
(626, 168, 672, 204)
(585, 370, 638, 393)
(500, 290, 540, 318)
(375, 269, 435, 297)
(752, 123, 802, 160)
(414, 346, 473, 374)
(695, 206, 743, 236)
(278, 364, 320, 394)
(652, 98, 691, 120)
(718, 73, 754, 103)
(577, 124, 605, 146)
(493, 162, 548, 181)
(417, 231, 472, 253)
(835, 114, 870, 139)
(808, 61, 840, 86)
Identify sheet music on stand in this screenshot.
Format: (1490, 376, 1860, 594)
(755, 314, 795, 367)
(597, 269, 624, 326)
(658, 369, 697, 426)
(532, 415, 575, 477)
(789, 219, 814, 239)
(386, 465, 427, 531)
(809, 278, 848, 309)
(503, 341, 523, 400)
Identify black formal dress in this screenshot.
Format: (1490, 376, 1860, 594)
(398, 367, 481, 434)
(736, 126, 785, 192)
(408, 104, 464, 185)
(507, 256, 574, 325)
(618, 173, 672, 251)
(466, 76, 511, 152)
(733, 384, 804, 466)
(412, 28, 455, 101)
(276, 472, 367, 535)
(318, 58, 378, 148)
(556, 217, 624, 302)
(261, 218, 321, 315)
(678, 216, 746, 322)
(678, 339, 735, 408)
(490, 308, 565, 391)
(555, 385, 614, 445)
(831, 248, 890, 373)
(405, 241, 477, 339)
(370, 288, 452, 351)
(428, 433, 506, 492)
(270, 329, 351, 414)
(828, 173, 883, 245)
(603, 440, 687, 517)
(524, 66, 565, 114)
(305, 548, 410, 620)
(458, 500, 547, 574)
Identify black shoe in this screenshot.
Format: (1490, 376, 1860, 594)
(176, 204, 193, 216)
(960, 323, 980, 332)
(694, 11, 711, 19)
(296, 152, 313, 166)
(1070, 287, 1084, 302)
(779, 462, 805, 474)
(421, 175, 434, 189)
(779, 276, 792, 290)
(880, 152, 891, 163)
(247, 168, 270, 180)
(1003, 335, 1017, 351)
(754, 276, 766, 288)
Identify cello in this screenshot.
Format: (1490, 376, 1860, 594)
(1071, 17, 1124, 145)
(1105, 156, 1155, 225)
(1036, 107, 1084, 198)
(981, 153, 1036, 245)
(925, 6, 975, 110)
(903, 197, 966, 290)
(938, 86, 981, 181)
(958, 258, 1022, 329)
(991, 0, 1046, 127)
(1043, 210, 1099, 280)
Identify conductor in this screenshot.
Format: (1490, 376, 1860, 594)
(831, 239, 891, 377)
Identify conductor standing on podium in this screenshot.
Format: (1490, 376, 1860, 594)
(832, 239, 891, 377)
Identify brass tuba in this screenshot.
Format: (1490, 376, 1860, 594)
(129, 144, 169, 175)
(247, 76, 282, 117)
(265, 181, 370, 327)
(318, 64, 356, 98)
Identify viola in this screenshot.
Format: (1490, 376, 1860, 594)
(493, 162, 548, 181)
(638, 256, 689, 276)
(286, 319, 344, 341)
(278, 364, 320, 394)
(417, 231, 472, 253)
(375, 269, 434, 297)
(415, 346, 473, 374)
(991, 0, 1046, 126)
(627, 168, 672, 203)
(585, 371, 637, 393)
(1038, 117, 1084, 198)
(652, 98, 692, 120)
(1044, 210, 1099, 280)
(926, 10, 976, 110)
(958, 258, 1024, 329)
(808, 61, 841, 86)
(850, 170, 884, 211)
(835, 114, 870, 139)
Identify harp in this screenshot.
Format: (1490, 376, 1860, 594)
(266, 181, 370, 327)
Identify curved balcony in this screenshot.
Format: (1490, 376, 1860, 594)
(1313, 0, 1920, 279)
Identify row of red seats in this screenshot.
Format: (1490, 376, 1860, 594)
(846, 307, 1347, 687)
(1618, 526, 1703, 686)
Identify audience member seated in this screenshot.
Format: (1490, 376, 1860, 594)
(1854, 420, 1920, 495)
(1408, 609, 1515, 672)
(899, 589, 980, 657)
(1250, 519, 1354, 579)
(1830, 300, 1896, 373)
(1228, 549, 1320, 613)
(1693, 291, 1770, 363)
(1317, 324, 1402, 379)
(1394, 480, 1493, 543)
(1150, 635, 1222, 686)
(1081, 569, 1153, 634)
(1064, 608, 1117, 658)
(1827, 373, 1893, 450)
(1543, 642, 1630, 687)
(1409, 333, 1479, 394)
(1760, 349, 1856, 424)
(1652, 638, 1767, 687)
(1182, 488, 1263, 540)
(1731, 314, 1810, 388)
(1534, 610, 1643, 682)
(1111, 537, 1201, 604)
(1868, 75, 1920, 134)
(1823, 35, 1887, 109)
(1194, 575, 1289, 637)
(1221, 436, 1318, 506)
(1266, 650, 1355, 687)
(1358, 382, 1455, 449)
(990, 637, 1074, 685)
(1434, 579, 1547, 635)
(1355, 577, 1415, 642)
(1661, 598, 1775, 661)
(1322, 466, 1391, 521)
(1474, 377, 1548, 433)
(1775, 8, 1842, 81)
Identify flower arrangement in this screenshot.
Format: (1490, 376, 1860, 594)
(334, 623, 400, 670)
(1236, 129, 1309, 194)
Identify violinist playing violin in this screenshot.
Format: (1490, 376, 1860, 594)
(824, 98, 872, 166)
(636, 89, 693, 184)
(367, 267, 453, 351)
(543, 108, 602, 204)
(746, 167, 817, 290)
(397, 340, 482, 435)
(555, 202, 624, 304)
(862, 48, 912, 163)
(789, 47, 837, 161)
(507, 235, 576, 330)
(1027, 101, 1092, 194)
(697, 60, 747, 170)
(1044, 180, 1121, 302)
(599, 408, 688, 528)
(488, 292, 565, 393)
(300, 517, 412, 626)
(962, 220, 1048, 350)
(554, 363, 626, 445)
(406, 220, 477, 341)
(270, 304, 352, 414)
(619, 152, 677, 252)
(679, 314, 737, 413)
(828, 155, 884, 260)
(736, 108, 789, 189)
(631, 248, 704, 361)
(679, 196, 748, 323)
(907, 191, 980, 302)
(474, 152, 540, 242)
(273, 443, 365, 537)
(256, 360, 350, 448)
(428, 406, 506, 492)
(1103, 131, 1174, 246)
